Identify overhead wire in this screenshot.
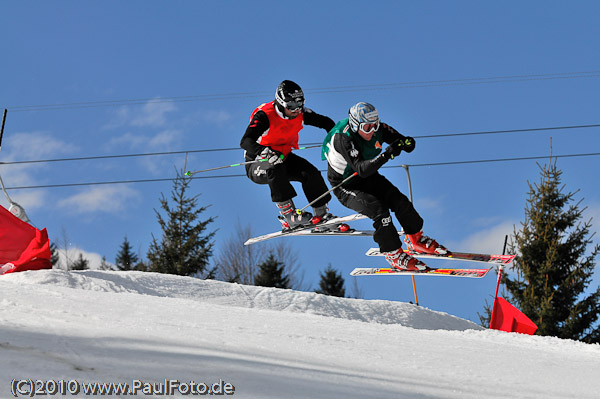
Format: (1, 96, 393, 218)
(6, 70, 600, 112)
(1, 123, 599, 166)
(4, 152, 600, 191)
(2, 70, 599, 190)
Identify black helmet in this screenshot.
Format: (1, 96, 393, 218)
(275, 80, 305, 112)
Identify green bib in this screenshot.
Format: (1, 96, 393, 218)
(322, 118, 384, 162)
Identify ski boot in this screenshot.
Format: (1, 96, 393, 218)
(404, 230, 449, 255)
(383, 247, 428, 271)
(311, 204, 350, 232)
(276, 199, 313, 231)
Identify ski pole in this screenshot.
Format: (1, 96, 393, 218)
(296, 144, 321, 150)
(184, 147, 323, 176)
(296, 172, 358, 214)
(184, 159, 269, 177)
(184, 154, 283, 176)
(184, 145, 320, 177)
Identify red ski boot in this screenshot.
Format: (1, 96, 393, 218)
(404, 231, 449, 255)
(311, 205, 350, 232)
(383, 248, 428, 271)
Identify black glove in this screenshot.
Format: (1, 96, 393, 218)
(402, 136, 416, 153)
(384, 139, 404, 160)
(259, 147, 284, 165)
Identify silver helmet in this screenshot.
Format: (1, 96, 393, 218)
(348, 102, 380, 133)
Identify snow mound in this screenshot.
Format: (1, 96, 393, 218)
(2, 268, 599, 399)
(3, 269, 481, 331)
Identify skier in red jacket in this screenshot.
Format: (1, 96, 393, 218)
(240, 80, 336, 230)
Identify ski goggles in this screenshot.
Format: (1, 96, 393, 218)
(283, 99, 304, 112)
(359, 121, 379, 134)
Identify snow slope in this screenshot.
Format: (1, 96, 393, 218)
(1, 269, 599, 398)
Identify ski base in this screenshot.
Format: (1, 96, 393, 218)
(244, 213, 368, 245)
(365, 248, 515, 265)
(350, 267, 491, 278)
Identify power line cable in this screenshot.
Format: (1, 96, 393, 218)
(4, 152, 599, 191)
(389, 152, 600, 168)
(7, 70, 600, 112)
(0, 147, 240, 165)
(1, 123, 598, 166)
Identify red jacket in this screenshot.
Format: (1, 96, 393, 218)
(249, 101, 303, 156)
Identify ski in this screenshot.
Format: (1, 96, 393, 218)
(350, 267, 491, 278)
(276, 229, 375, 238)
(365, 248, 515, 265)
(244, 213, 369, 245)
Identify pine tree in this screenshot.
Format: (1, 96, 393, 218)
(147, 169, 215, 277)
(504, 158, 600, 343)
(70, 253, 89, 270)
(134, 260, 148, 272)
(254, 253, 290, 289)
(315, 265, 346, 297)
(115, 236, 139, 271)
(98, 256, 113, 270)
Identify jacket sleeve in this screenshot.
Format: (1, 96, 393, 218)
(303, 107, 335, 132)
(240, 110, 270, 159)
(333, 134, 388, 178)
(379, 122, 406, 144)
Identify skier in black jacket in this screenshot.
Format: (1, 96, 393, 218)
(241, 80, 336, 230)
(322, 102, 449, 271)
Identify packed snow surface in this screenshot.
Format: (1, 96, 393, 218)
(1, 269, 599, 398)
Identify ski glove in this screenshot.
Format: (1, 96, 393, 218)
(259, 147, 284, 165)
(402, 136, 416, 153)
(384, 139, 404, 160)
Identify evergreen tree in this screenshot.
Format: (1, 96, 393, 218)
(504, 158, 600, 343)
(115, 236, 139, 271)
(254, 253, 290, 289)
(99, 256, 113, 270)
(147, 169, 215, 276)
(315, 265, 346, 297)
(134, 260, 148, 272)
(70, 253, 89, 270)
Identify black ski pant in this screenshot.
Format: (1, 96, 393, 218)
(246, 152, 332, 207)
(332, 173, 423, 253)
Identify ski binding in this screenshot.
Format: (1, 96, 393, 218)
(244, 213, 369, 245)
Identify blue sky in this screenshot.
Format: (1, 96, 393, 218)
(2, 1, 599, 323)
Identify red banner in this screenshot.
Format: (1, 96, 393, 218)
(0, 205, 51, 275)
(490, 297, 538, 335)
